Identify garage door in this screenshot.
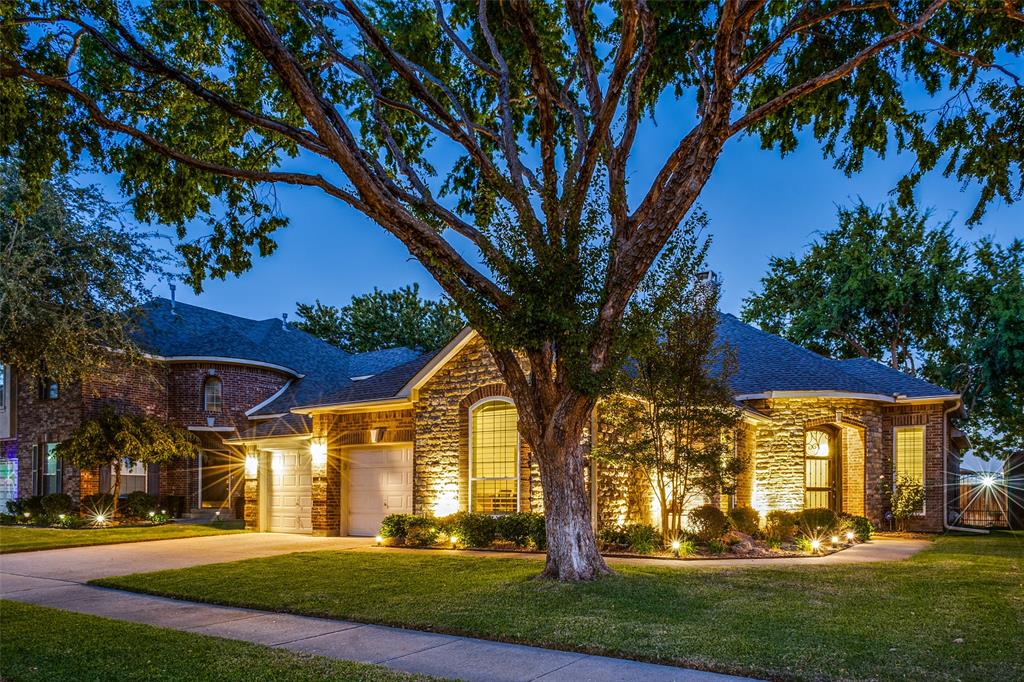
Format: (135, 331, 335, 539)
(270, 450, 312, 533)
(348, 445, 413, 536)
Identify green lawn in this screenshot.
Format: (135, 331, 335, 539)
(95, 532, 1024, 681)
(0, 523, 244, 554)
(0, 601, 443, 682)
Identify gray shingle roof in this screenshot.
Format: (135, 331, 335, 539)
(295, 352, 436, 409)
(717, 313, 956, 398)
(131, 298, 425, 418)
(237, 413, 312, 440)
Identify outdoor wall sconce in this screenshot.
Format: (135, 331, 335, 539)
(310, 437, 328, 467)
(244, 453, 259, 479)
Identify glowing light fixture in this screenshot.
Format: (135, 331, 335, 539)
(831, 535, 840, 545)
(374, 535, 383, 545)
(450, 534, 459, 547)
(845, 531, 855, 542)
(23, 511, 30, 518)
(670, 539, 682, 558)
(244, 453, 259, 478)
(58, 514, 66, 520)
(95, 514, 107, 524)
(810, 539, 821, 552)
(148, 511, 156, 518)
(980, 474, 996, 488)
(310, 438, 328, 467)
(432, 491, 459, 517)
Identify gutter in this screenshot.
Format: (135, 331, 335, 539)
(942, 398, 988, 534)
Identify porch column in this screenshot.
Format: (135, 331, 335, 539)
(243, 450, 259, 530)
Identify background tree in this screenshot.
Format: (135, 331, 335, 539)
(925, 239, 1024, 459)
(3, 1, 1022, 580)
(744, 203, 1023, 459)
(597, 220, 743, 538)
(296, 283, 465, 352)
(0, 165, 165, 383)
(742, 201, 965, 373)
(55, 406, 200, 516)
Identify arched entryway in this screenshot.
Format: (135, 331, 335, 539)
(805, 427, 840, 511)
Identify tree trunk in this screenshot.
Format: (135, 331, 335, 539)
(520, 389, 610, 581)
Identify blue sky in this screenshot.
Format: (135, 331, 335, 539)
(146, 122, 1022, 323)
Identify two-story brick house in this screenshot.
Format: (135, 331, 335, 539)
(0, 296, 969, 532)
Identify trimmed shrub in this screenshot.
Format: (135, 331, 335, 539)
(404, 517, 439, 547)
(688, 505, 729, 543)
(55, 514, 88, 528)
(764, 510, 798, 542)
(797, 507, 839, 533)
(528, 513, 546, 550)
(81, 494, 115, 516)
(7, 496, 45, 520)
(598, 525, 629, 548)
(727, 506, 761, 535)
(379, 513, 418, 539)
(449, 512, 497, 548)
(842, 514, 873, 541)
(495, 512, 534, 547)
(41, 493, 73, 516)
(625, 523, 662, 554)
(124, 491, 158, 519)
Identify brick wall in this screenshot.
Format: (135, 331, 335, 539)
(879, 403, 948, 532)
(13, 373, 84, 501)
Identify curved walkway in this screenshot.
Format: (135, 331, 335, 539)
(0, 533, 930, 681)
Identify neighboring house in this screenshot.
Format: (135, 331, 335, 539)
(0, 296, 969, 533)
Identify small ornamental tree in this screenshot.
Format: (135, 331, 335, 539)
(4, 1, 1022, 579)
(55, 406, 200, 516)
(296, 283, 465, 352)
(888, 475, 926, 531)
(596, 218, 745, 538)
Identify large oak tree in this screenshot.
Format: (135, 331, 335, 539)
(2, 0, 1021, 580)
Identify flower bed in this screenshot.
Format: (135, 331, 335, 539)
(2, 492, 174, 529)
(376, 506, 874, 560)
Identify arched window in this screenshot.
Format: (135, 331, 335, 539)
(469, 399, 519, 513)
(203, 376, 223, 413)
(805, 429, 835, 510)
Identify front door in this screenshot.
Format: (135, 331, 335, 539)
(805, 429, 837, 510)
(200, 450, 233, 509)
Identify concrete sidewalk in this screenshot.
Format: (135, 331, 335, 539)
(1, 579, 747, 681)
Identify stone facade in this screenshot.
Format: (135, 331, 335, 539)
(412, 336, 535, 516)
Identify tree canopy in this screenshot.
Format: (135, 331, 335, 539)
(295, 283, 465, 352)
(0, 165, 164, 382)
(55, 405, 200, 513)
(742, 201, 1023, 459)
(3, 0, 1022, 579)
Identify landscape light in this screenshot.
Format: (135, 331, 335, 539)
(981, 474, 996, 488)
(670, 539, 682, 558)
(374, 535, 383, 545)
(810, 539, 821, 552)
(95, 514, 107, 523)
(450, 535, 459, 547)
(831, 535, 840, 545)
(23, 511, 30, 518)
(148, 510, 155, 517)
(846, 531, 855, 542)
(58, 514, 66, 520)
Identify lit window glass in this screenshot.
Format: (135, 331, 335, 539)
(470, 401, 518, 513)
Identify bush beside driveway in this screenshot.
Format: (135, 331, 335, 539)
(95, 532, 1024, 681)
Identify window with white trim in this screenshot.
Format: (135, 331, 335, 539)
(894, 425, 926, 513)
(203, 376, 223, 412)
(469, 399, 519, 513)
(116, 459, 148, 495)
(42, 443, 61, 495)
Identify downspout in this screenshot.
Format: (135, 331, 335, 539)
(942, 398, 987, 534)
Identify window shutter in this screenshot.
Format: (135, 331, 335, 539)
(30, 444, 39, 496)
(147, 463, 160, 496)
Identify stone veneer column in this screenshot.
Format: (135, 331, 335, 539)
(243, 476, 259, 530)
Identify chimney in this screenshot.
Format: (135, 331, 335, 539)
(695, 271, 721, 307)
(281, 312, 289, 331)
(169, 283, 177, 315)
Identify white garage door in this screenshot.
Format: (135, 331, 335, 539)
(270, 450, 312, 533)
(348, 445, 413, 536)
